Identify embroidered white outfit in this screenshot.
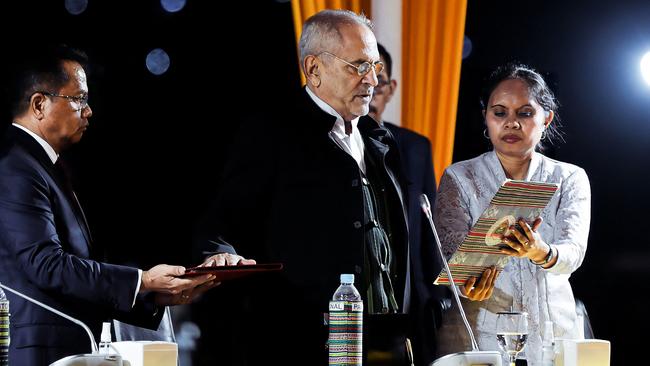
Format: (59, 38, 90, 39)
(434, 151, 590, 366)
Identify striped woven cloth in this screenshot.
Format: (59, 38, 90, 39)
(435, 180, 558, 285)
(0, 302, 8, 365)
(328, 301, 363, 365)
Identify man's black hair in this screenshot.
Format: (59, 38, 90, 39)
(6, 44, 88, 118)
(377, 43, 393, 79)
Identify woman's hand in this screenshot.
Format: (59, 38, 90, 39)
(500, 217, 551, 264)
(462, 266, 498, 301)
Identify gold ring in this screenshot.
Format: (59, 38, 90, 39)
(522, 241, 530, 247)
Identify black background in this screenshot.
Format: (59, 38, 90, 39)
(1, 0, 648, 364)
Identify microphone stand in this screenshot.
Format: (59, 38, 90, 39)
(0, 282, 123, 365)
(420, 194, 502, 366)
(0, 283, 98, 354)
(420, 194, 479, 351)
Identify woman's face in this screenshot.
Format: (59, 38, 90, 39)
(484, 78, 553, 159)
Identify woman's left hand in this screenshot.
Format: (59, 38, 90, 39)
(500, 217, 550, 263)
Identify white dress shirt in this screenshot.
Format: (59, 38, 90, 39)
(305, 87, 366, 173)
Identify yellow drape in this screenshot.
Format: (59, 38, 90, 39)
(291, 0, 372, 85)
(402, 0, 467, 185)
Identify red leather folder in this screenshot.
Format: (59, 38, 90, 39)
(181, 263, 283, 281)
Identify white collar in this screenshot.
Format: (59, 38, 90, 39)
(12, 123, 58, 164)
(305, 86, 360, 135)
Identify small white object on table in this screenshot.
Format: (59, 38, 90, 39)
(110, 341, 178, 366)
(555, 339, 610, 366)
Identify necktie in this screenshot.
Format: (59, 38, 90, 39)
(53, 158, 93, 244)
(54, 159, 75, 199)
(345, 120, 352, 135)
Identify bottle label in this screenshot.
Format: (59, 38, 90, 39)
(328, 301, 362, 366)
(0, 302, 9, 365)
(329, 301, 345, 311)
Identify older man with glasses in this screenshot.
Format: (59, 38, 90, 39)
(195, 9, 437, 366)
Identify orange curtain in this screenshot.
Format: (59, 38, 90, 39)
(402, 0, 467, 185)
(291, 0, 372, 85)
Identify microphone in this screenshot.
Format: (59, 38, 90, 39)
(420, 194, 503, 366)
(0, 282, 122, 365)
(419, 194, 478, 351)
(0, 282, 97, 354)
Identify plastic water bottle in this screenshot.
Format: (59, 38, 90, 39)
(328, 274, 363, 365)
(98, 322, 113, 355)
(541, 320, 555, 366)
(0, 288, 9, 365)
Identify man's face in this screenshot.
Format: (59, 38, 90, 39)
(41, 60, 92, 152)
(369, 55, 396, 122)
(317, 23, 380, 121)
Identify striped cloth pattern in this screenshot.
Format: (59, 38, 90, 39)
(435, 180, 558, 285)
(328, 301, 363, 365)
(0, 301, 8, 365)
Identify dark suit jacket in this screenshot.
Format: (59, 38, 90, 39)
(0, 126, 162, 366)
(195, 89, 433, 364)
(383, 121, 444, 362)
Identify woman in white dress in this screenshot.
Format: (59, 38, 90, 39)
(434, 64, 590, 366)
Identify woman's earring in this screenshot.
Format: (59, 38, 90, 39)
(483, 129, 490, 139)
(540, 129, 547, 140)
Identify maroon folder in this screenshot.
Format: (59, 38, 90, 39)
(181, 263, 283, 281)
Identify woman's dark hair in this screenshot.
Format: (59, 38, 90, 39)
(480, 63, 564, 151)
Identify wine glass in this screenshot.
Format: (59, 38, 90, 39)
(496, 311, 528, 366)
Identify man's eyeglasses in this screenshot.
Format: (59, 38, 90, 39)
(39, 91, 89, 110)
(320, 51, 384, 77)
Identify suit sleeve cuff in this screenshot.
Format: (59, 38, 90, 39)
(133, 269, 143, 308)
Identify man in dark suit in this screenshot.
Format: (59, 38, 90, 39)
(369, 42, 444, 364)
(0, 45, 216, 366)
(195, 10, 436, 365)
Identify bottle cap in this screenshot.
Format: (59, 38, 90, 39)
(340, 274, 354, 284)
(100, 322, 112, 343)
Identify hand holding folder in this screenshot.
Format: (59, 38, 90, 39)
(434, 180, 559, 286)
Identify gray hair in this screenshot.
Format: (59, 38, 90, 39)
(298, 9, 373, 72)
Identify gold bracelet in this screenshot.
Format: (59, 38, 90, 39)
(530, 244, 554, 266)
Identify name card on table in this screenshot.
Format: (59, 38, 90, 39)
(555, 339, 610, 366)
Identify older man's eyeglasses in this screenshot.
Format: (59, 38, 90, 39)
(40, 91, 89, 110)
(320, 51, 384, 77)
